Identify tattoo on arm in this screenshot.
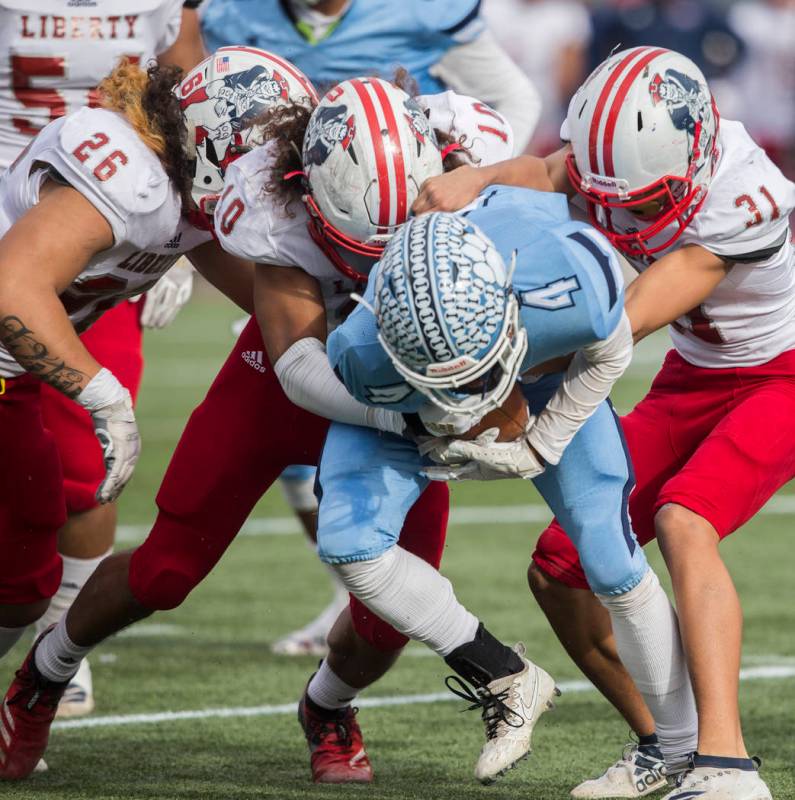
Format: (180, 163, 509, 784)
(0, 315, 89, 398)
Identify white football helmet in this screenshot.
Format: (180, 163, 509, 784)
(565, 47, 719, 258)
(302, 77, 443, 280)
(373, 212, 527, 416)
(178, 46, 317, 211)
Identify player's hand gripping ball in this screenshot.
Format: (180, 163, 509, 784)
(460, 383, 528, 442)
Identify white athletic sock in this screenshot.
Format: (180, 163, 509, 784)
(0, 625, 26, 659)
(597, 569, 699, 764)
(34, 620, 92, 683)
(35, 549, 112, 635)
(334, 547, 480, 657)
(307, 659, 359, 710)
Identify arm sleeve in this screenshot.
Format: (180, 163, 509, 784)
(526, 311, 633, 465)
(430, 30, 541, 153)
(274, 337, 406, 434)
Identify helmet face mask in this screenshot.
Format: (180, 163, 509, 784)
(384, 296, 527, 416)
(177, 46, 317, 211)
(566, 149, 708, 259)
(302, 78, 444, 281)
(374, 213, 528, 417)
(566, 47, 719, 259)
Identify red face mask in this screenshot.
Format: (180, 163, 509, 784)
(565, 115, 718, 260)
(303, 192, 386, 282)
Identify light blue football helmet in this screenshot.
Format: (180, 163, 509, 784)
(373, 212, 527, 415)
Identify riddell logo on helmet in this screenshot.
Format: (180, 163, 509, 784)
(426, 356, 475, 376)
(586, 173, 623, 190)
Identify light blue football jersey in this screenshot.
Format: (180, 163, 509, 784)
(201, 0, 484, 94)
(328, 186, 625, 412)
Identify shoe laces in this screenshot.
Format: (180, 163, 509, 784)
(306, 706, 357, 750)
(7, 666, 61, 715)
(445, 675, 524, 741)
(620, 742, 638, 763)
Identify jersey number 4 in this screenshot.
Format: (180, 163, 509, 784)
(73, 132, 128, 181)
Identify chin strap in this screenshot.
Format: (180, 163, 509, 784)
(306, 217, 371, 282)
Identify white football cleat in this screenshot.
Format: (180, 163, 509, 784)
(33, 759, 48, 773)
(571, 741, 667, 798)
(662, 755, 772, 800)
(448, 644, 558, 785)
(271, 592, 349, 657)
(55, 658, 94, 719)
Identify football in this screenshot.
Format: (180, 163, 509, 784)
(459, 383, 529, 442)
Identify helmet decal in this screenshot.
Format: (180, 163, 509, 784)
(303, 104, 357, 166)
(179, 47, 317, 207)
(182, 64, 289, 163)
(649, 68, 711, 138)
(403, 98, 435, 150)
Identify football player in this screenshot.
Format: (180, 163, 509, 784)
(410, 46, 793, 800)
(218, 78, 554, 785)
(0, 71, 521, 785)
(202, 0, 541, 152)
(0, 47, 332, 779)
(202, 0, 541, 656)
(317, 182, 698, 785)
(0, 0, 205, 717)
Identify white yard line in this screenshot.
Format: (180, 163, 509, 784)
(116, 495, 795, 543)
(52, 665, 795, 732)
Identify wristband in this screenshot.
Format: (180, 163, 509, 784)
(75, 368, 126, 412)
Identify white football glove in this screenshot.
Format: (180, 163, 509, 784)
(138, 258, 194, 329)
(418, 402, 486, 437)
(77, 368, 141, 503)
(423, 426, 544, 482)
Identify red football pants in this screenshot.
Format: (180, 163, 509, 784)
(0, 376, 65, 604)
(129, 318, 450, 651)
(40, 301, 144, 514)
(533, 348, 795, 589)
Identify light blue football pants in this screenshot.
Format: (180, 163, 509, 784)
(316, 372, 648, 596)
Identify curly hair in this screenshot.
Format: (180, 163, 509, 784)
(255, 74, 472, 212)
(98, 60, 193, 209)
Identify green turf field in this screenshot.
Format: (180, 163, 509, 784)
(2, 288, 794, 800)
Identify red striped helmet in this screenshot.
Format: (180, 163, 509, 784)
(565, 47, 719, 258)
(302, 77, 443, 280)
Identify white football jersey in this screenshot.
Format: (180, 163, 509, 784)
(215, 91, 515, 332)
(417, 91, 515, 166)
(0, 0, 183, 168)
(566, 119, 795, 368)
(0, 107, 210, 378)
